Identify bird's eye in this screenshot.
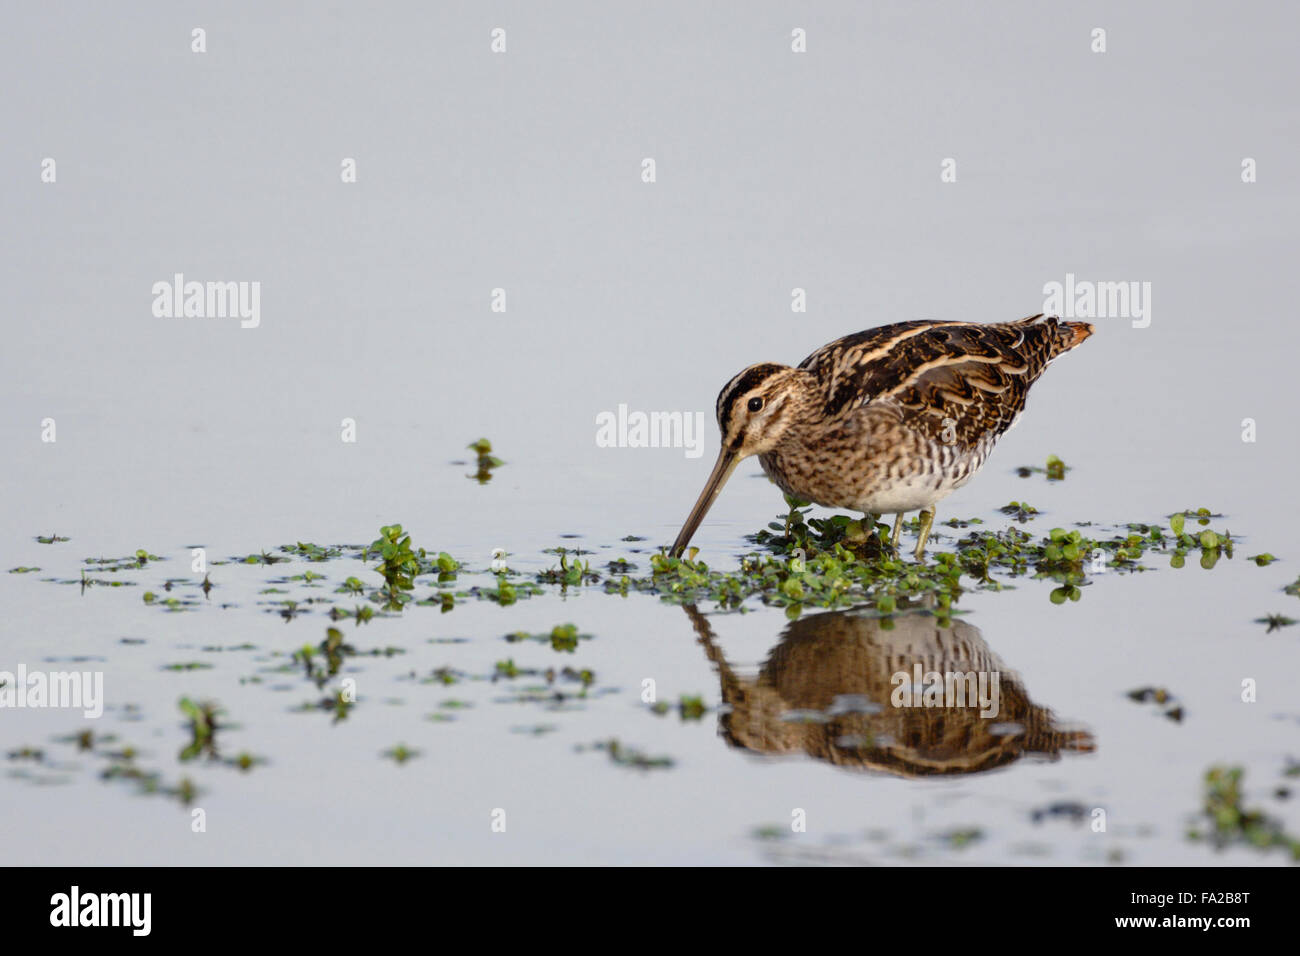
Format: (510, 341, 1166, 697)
(747, 397, 764, 412)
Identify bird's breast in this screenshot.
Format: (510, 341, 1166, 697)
(758, 416, 994, 514)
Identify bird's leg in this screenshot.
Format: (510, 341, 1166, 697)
(913, 508, 935, 561)
(890, 512, 905, 551)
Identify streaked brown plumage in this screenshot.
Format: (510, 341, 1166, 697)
(670, 314, 1093, 559)
(682, 603, 1095, 777)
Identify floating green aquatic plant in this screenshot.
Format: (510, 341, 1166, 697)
(651, 695, 708, 720)
(580, 738, 674, 770)
(999, 501, 1040, 522)
(368, 524, 421, 608)
(1016, 454, 1069, 481)
(178, 697, 223, 762)
(610, 505, 1248, 616)
(293, 627, 357, 686)
(1189, 766, 1300, 860)
(279, 542, 347, 562)
(1126, 686, 1184, 722)
(466, 438, 504, 484)
(382, 743, 418, 764)
(1255, 614, 1296, 633)
(504, 623, 590, 652)
(239, 550, 287, 565)
(536, 549, 599, 587)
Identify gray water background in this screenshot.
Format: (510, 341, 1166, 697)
(2, 1, 1298, 864)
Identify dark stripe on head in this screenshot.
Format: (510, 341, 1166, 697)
(716, 363, 786, 440)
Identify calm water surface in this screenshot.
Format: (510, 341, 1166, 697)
(2, 1, 1299, 865)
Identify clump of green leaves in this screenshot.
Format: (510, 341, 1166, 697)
(293, 627, 356, 686)
(467, 438, 504, 484)
(279, 542, 346, 562)
(368, 524, 422, 608)
(634, 543, 962, 620)
(999, 502, 1040, 522)
(504, 623, 590, 652)
(295, 689, 354, 723)
(1015, 455, 1069, 480)
(537, 548, 599, 587)
(178, 697, 223, 762)
(1189, 766, 1300, 860)
(239, 550, 287, 565)
(1167, 510, 1234, 569)
(677, 695, 708, 720)
(629, 504, 1248, 613)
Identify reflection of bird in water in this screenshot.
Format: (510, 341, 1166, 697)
(683, 604, 1094, 777)
(670, 315, 1093, 559)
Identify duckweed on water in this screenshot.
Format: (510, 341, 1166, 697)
(607, 505, 1251, 616)
(238, 550, 287, 566)
(504, 623, 590, 652)
(1015, 454, 1069, 481)
(329, 603, 377, 624)
(293, 627, 355, 684)
(651, 695, 709, 720)
(466, 437, 504, 484)
(280, 542, 347, 562)
(998, 501, 1040, 522)
(9, 495, 1289, 827)
(409, 666, 463, 687)
(536, 549, 600, 587)
(383, 743, 419, 764)
(31, 506, 1260, 624)
(1255, 614, 1296, 632)
(368, 524, 421, 608)
(579, 738, 674, 771)
(1127, 686, 1185, 723)
(937, 827, 985, 849)
(1189, 766, 1300, 860)
(178, 697, 223, 762)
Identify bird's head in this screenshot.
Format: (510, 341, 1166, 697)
(714, 363, 811, 458)
(670, 363, 813, 557)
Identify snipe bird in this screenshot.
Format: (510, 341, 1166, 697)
(670, 314, 1093, 560)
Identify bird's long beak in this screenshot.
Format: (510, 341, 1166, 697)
(670, 448, 739, 557)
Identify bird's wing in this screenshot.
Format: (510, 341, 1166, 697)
(799, 316, 1074, 447)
